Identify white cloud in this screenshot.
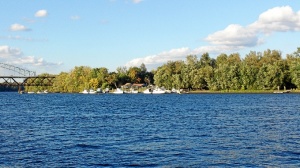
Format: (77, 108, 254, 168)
(35, 10, 48, 17)
(125, 46, 245, 69)
(208, 6, 300, 48)
(205, 24, 258, 47)
(192, 45, 244, 56)
(12, 56, 62, 67)
(0, 45, 62, 69)
(0, 45, 22, 58)
(132, 0, 142, 4)
(250, 6, 300, 33)
(125, 47, 190, 68)
(9, 23, 31, 31)
(125, 6, 300, 69)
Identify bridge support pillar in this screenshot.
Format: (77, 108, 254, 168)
(18, 85, 22, 94)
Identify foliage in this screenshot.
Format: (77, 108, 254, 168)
(153, 48, 300, 91)
(22, 47, 300, 93)
(28, 64, 154, 93)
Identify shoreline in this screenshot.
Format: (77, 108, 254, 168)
(188, 90, 300, 94)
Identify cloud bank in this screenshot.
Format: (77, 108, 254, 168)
(126, 6, 300, 69)
(0, 45, 62, 68)
(126, 48, 191, 68)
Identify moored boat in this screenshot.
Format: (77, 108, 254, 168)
(129, 88, 139, 94)
(37, 91, 42, 94)
(112, 88, 124, 94)
(152, 88, 166, 94)
(132, 90, 139, 94)
(143, 88, 152, 94)
(89, 89, 97, 94)
(96, 88, 103, 93)
(82, 89, 89, 94)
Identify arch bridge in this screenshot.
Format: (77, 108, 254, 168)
(0, 63, 56, 92)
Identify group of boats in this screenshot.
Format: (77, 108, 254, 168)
(142, 88, 170, 94)
(81, 87, 182, 94)
(20, 90, 49, 94)
(273, 86, 291, 94)
(21, 87, 182, 94)
(81, 88, 110, 94)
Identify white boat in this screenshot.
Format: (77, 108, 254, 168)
(82, 89, 89, 94)
(104, 88, 109, 93)
(19, 91, 25, 94)
(96, 88, 103, 93)
(27, 91, 35, 94)
(165, 90, 171, 94)
(36, 90, 48, 94)
(89, 89, 97, 94)
(152, 88, 166, 94)
(171, 88, 182, 94)
(177, 89, 182, 94)
(131, 90, 139, 94)
(273, 90, 290, 94)
(112, 88, 124, 94)
(143, 89, 152, 94)
(129, 88, 139, 94)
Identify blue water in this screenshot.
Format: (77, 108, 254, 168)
(1, 93, 300, 167)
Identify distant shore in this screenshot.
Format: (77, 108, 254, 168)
(188, 89, 300, 94)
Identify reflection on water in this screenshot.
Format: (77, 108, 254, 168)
(0, 93, 300, 167)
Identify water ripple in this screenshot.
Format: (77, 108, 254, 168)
(1, 93, 300, 167)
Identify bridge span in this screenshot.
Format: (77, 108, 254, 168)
(0, 63, 56, 92)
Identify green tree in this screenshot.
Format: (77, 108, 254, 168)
(106, 72, 118, 89)
(214, 54, 229, 90)
(240, 51, 261, 90)
(116, 66, 129, 86)
(96, 67, 109, 88)
(89, 78, 99, 90)
(67, 66, 92, 92)
(181, 55, 199, 89)
(286, 47, 300, 89)
(52, 72, 68, 92)
(128, 66, 142, 83)
(154, 63, 173, 89)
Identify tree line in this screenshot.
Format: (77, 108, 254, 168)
(154, 48, 300, 91)
(4, 47, 300, 93)
(25, 63, 154, 93)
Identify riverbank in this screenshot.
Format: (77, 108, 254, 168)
(189, 89, 300, 94)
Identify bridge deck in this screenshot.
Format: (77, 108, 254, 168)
(0, 76, 56, 87)
(0, 76, 56, 78)
(0, 63, 56, 91)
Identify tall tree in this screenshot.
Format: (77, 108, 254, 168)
(116, 66, 129, 86)
(128, 66, 142, 83)
(240, 51, 260, 90)
(287, 48, 300, 88)
(106, 72, 118, 89)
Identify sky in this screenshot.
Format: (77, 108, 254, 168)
(0, 0, 300, 75)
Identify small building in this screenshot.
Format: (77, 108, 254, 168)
(122, 83, 146, 92)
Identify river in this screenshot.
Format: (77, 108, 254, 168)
(0, 92, 300, 167)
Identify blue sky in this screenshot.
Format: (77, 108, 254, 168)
(1, 0, 300, 74)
